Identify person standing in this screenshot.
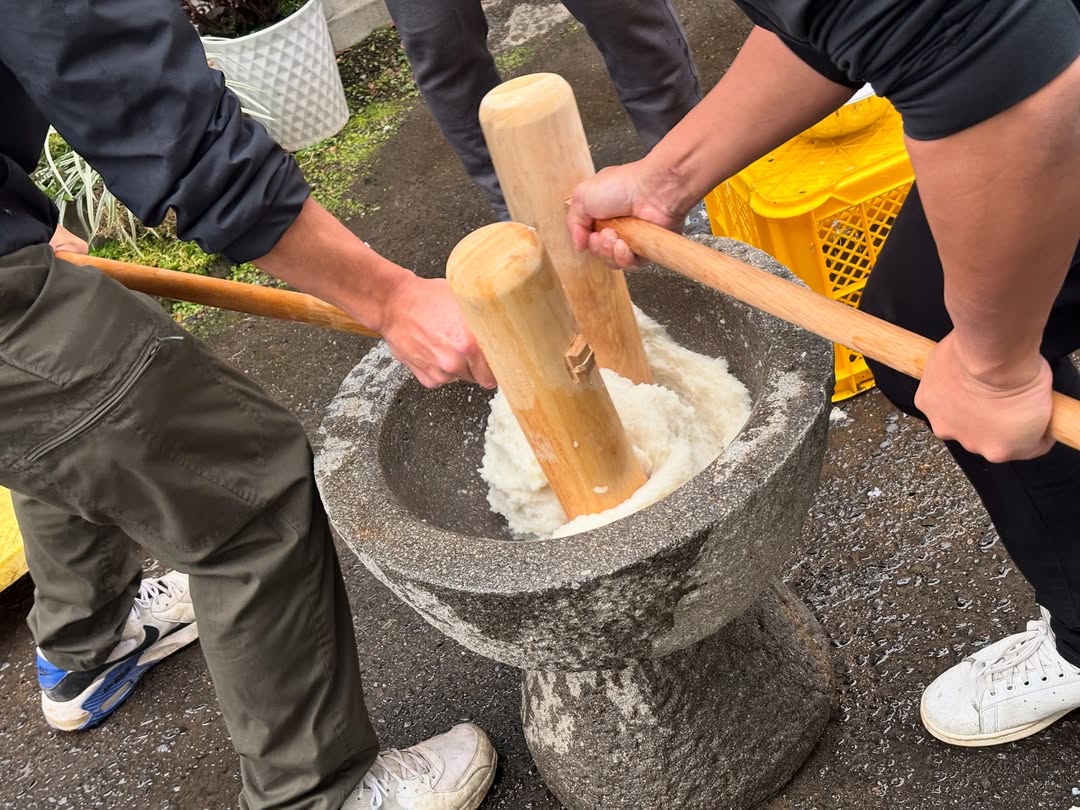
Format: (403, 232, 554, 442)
(386, 0, 703, 220)
(568, 0, 1080, 748)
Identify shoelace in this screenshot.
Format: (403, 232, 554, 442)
(974, 619, 1069, 702)
(361, 748, 435, 809)
(130, 576, 185, 619)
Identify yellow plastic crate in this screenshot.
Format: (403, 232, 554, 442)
(706, 101, 914, 401)
(0, 487, 28, 592)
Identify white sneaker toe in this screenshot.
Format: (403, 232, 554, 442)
(345, 722, 496, 810)
(921, 614, 1080, 747)
(413, 723, 496, 805)
(921, 660, 986, 741)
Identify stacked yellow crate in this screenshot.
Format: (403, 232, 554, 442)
(706, 94, 914, 401)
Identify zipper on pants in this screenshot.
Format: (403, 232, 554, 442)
(25, 338, 165, 463)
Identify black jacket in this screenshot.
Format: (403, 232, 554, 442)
(0, 0, 309, 262)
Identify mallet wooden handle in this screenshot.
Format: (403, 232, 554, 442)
(448, 222, 647, 519)
(596, 216, 1080, 452)
(56, 251, 380, 338)
(480, 74, 652, 384)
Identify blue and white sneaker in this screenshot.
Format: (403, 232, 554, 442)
(37, 571, 198, 731)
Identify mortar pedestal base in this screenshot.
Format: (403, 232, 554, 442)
(521, 581, 833, 809)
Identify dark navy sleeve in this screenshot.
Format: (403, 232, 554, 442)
(0, 0, 310, 262)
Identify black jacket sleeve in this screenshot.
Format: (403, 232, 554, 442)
(0, 0, 310, 262)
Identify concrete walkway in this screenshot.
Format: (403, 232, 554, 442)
(2, 2, 1078, 808)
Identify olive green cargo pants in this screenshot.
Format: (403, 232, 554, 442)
(0, 245, 378, 809)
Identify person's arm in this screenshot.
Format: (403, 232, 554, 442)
(1, 0, 492, 388)
(255, 198, 494, 388)
(567, 26, 855, 266)
(907, 56, 1080, 462)
(2, 0, 308, 262)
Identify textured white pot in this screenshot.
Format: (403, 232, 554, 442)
(201, 0, 349, 152)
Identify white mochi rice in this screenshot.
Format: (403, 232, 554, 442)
(480, 308, 751, 539)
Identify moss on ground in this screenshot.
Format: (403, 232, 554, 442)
(337, 25, 420, 107)
(93, 238, 219, 276)
(295, 99, 409, 221)
(294, 25, 427, 219)
(495, 43, 536, 75)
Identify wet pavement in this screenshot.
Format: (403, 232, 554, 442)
(2, 2, 1079, 808)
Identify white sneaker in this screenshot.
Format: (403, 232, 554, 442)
(38, 571, 199, 730)
(921, 607, 1080, 746)
(343, 724, 496, 810)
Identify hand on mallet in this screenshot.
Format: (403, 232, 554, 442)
(378, 274, 497, 390)
(567, 160, 686, 269)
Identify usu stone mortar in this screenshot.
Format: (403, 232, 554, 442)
(314, 237, 836, 808)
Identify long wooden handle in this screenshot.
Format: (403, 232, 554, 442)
(56, 251, 380, 338)
(597, 216, 1080, 452)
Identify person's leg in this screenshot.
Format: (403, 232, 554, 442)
(0, 245, 377, 808)
(12, 492, 199, 732)
(560, 0, 703, 149)
(384, 0, 508, 219)
(860, 185, 1080, 744)
(861, 184, 1080, 661)
(13, 492, 144, 669)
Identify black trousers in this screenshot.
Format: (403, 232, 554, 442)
(860, 185, 1080, 666)
(384, 0, 702, 220)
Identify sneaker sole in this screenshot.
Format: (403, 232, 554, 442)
(920, 693, 1075, 747)
(42, 622, 199, 732)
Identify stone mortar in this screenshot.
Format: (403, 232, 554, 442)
(315, 237, 836, 808)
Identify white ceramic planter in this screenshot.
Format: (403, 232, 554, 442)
(201, 0, 349, 152)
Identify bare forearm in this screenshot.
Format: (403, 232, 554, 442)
(251, 197, 495, 388)
(567, 26, 858, 263)
(908, 58, 1080, 386)
(644, 26, 856, 213)
(253, 197, 412, 332)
